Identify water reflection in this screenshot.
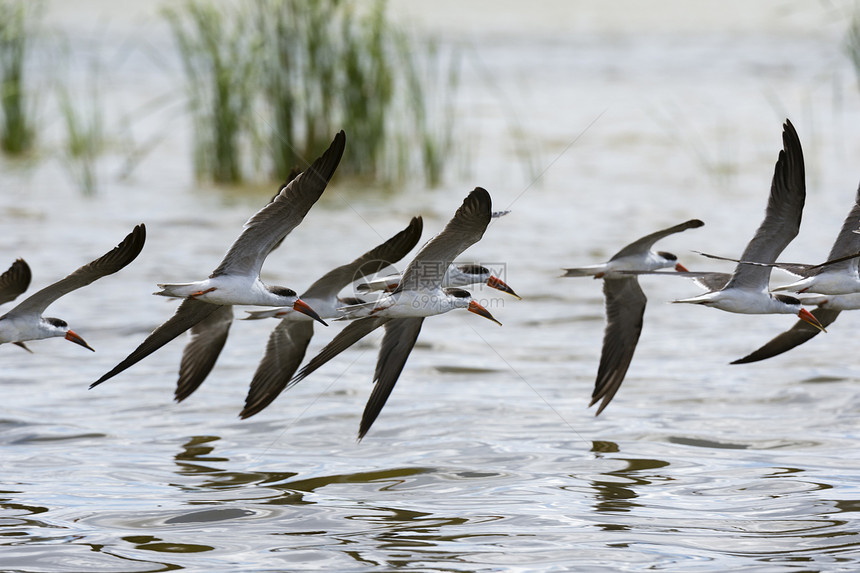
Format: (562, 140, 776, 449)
(587, 440, 671, 522)
(123, 534, 213, 554)
(171, 435, 441, 507)
(3, 429, 853, 572)
(173, 435, 298, 491)
(0, 492, 53, 542)
(174, 435, 227, 465)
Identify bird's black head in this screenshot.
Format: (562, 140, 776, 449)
(45, 317, 68, 328)
(444, 288, 472, 299)
(458, 264, 489, 276)
(657, 251, 678, 262)
(270, 286, 297, 298)
(774, 293, 801, 306)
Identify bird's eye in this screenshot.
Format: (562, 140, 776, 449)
(446, 289, 471, 298)
(459, 264, 488, 275)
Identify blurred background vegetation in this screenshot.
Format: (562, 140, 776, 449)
(0, 0, 460, 191)
(0, 0, 41, 156)
(6, 0, 860, 194)
(163, 0, 459, 185)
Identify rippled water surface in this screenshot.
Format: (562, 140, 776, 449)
(2, 1, 860, 571)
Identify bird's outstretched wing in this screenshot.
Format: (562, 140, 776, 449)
(590, 277, 647, 415)
(174, 305, 235, 402)
(6, 225, 146, 319)
(397, 188, 492, 294)
(239, 217, 423, 418)
(726, 120, 805, 291)
(91, 297, 219, 388)
(290, 316, 389, 386)
(303, 216, 422, 301)
(240, 320, 314, 418)
(0, 259, 31, 306)
(211, 131, 345, 278)
(358, 317, 424, 439)
(610, 219, 704, 261)
(731, 308, 840, 364)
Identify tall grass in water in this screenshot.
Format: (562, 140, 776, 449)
(0, 0, 41, 156)
(847, 13, 860, 93)
(255, 0, 397, 180)
(338, 1, 395, 179)
(397, 36, 460, 187)
(258, 0, 460, 185)
(255, 0, 342, 178)
(169, 0, 459, 187)
(57, 63, 104, 196)
(164, 1, 260, 184)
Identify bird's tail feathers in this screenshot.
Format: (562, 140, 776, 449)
(154, 283, 199, 298)
(671, 295, 711, 305)
(243, 308, 285, 320)
(561, 266, 601, 278)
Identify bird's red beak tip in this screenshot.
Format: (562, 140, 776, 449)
(486, 275, 521, 299)
(467, 300, 502, 326)
(798, 308, 826, 332)
(66, 330, 95, 351)
(293, 298, 328, 326)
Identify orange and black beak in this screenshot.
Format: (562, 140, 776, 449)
(798, 308, 826, 332)
(486, 275, 521, 299)
(674, 262, 689, 272)
(293, 298, 328, 326)
(467, 300, 502, 326)
(66, 330, 94, 352)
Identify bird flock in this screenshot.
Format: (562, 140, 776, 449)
(3, 120, 857, 438)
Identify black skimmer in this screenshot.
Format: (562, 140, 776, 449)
(355, 210, 519, 298)
(694, 182, 860, 297)
(90, 131, 344, 390)
(670, 120, 825, 332)
(561, 221, 701, 279)
(355, 263, 520, 299)
(292, 187, 503, 439)
(721, 184, 860, 363)
(562, 219, 704, 415)
(238, 215, 424, 418)
(0, 225, 145, 352)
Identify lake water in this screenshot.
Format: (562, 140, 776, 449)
(2, 1, 860, 571)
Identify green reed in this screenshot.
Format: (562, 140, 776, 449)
(0, 0, 41, 156)
(254, 0, 343, 178)
(164, 1, 260, 184)
(847, 13, 860, 93)
(397, 36, 460, 187)
(254, 0, 397, 180)
(56, 58, 105, 196)
(168, 0, 459, 187)
(337, 0, 394, 179)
